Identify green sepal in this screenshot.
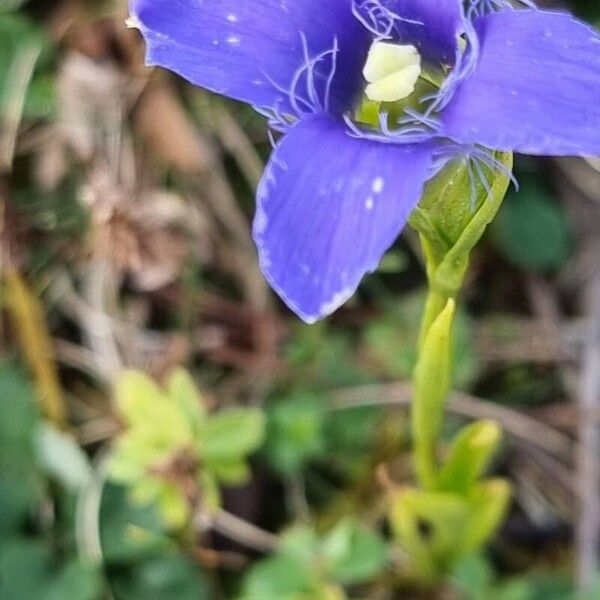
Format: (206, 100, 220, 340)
(412, 152, 513, 263)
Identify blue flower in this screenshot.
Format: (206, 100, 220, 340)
(129, 0, 600, 323)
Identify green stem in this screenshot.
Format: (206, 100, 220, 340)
(410, 154, 513, 491)
(412, 296, 456, 490)
(413, 286, 453, 488)
(418, 287, 449, 351)
(413, 428, 437, 490)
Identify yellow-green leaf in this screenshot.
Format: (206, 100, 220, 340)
(166, 368, 206, 429)
(462, 479, 511, 555)
(201, 408, 265, 463)
(436, 420, 502, 494)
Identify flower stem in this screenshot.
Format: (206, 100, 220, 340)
(412, 294, 456, 489)
(410, 153, 513, 491)
(418, 287, 449, 351)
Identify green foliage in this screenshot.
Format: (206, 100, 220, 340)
(0, 363, 41, 534)
(3, 2, 594, 596)
(389, 480, 510, 583)
(285, 324, 371, 387)
(0, 11, 55, 120)
(201, 407, 265, 464)
(100, 483, 173, 564)
(319, 519, 388, 585)
(239, 520, 388, 600)
(452, 554, 533, 600)
(266, 391, 326, 474)
(109, 369, 265, 527)
(436, 420, 502, 494)
(110, 554, 212, 600)
(0, 363, 104, 600)
(0, 538, 103, 600)
(450, 555, 600, 600)
(35, 423, 93, 491)
(45, 560, 104, 600)
(1, 0, 30, 10)
(364, 291, 480, 389)
(491, 175, 572, 272)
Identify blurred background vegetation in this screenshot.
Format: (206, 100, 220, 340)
(1, 0, 600, 598)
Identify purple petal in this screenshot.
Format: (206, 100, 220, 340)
(129, 0, 370, 116)
(356, 0, 465, 65)
(253, 115, 434, 323)
(441, 9, 600, 155)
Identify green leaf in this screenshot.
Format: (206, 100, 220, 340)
(0, 363, 41, 533)
(452, 554, 533, 600)
(115, 371, 170, 426)
(45, 560, 103, 600)
(35, 423, 92, 491)
(240, 554, 314, 600)
(100, 484, 171, 564)
(491, 177, 571, 272)
(0, 540, 102, 600)
(266, 392, 325, 474)
(389, 487, 470, 582)
(207, 459, 250, 484)
(201, 407, 265, 462)
(494, 580, 535, 600)
(322, 520, 388, 585)
(198, 470, 221, 512)
(109, 554, 212, 600)
(0, 362, 39, 463)
(130, 478, 190, 529)
(0, 538, 52, 600)
(451, 553, 494, 597)
(437, 420, 502, 494)
(110, 370, 195, 485)
(461, 479, 512, 555)
(279, 525, 320, 565)
(166, 368, 205, 429)
(0, 13, 54, 120)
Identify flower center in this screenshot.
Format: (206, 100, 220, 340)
(352, 40, 447, 137)
(362, 41, 422, 103)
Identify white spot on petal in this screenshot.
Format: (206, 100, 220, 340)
(372, 177, 384, 193)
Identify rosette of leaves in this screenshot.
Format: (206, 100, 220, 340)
(239, 519, 388, 600)
(109, 369, 265, 528)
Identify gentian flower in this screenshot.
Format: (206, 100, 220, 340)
(128, 0, 600, 323)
